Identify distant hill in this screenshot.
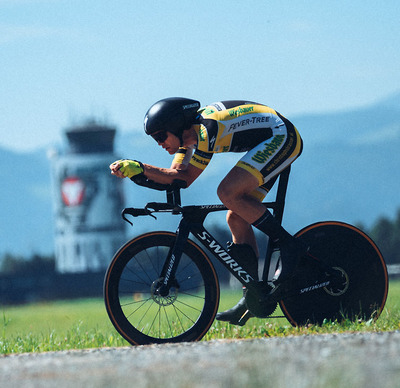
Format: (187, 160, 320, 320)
(0, 147, 55, 257)
(1, 92, 399, 257)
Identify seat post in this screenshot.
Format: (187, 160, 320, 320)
(273, 166, 291, 225)
(261, 166, 291, 281)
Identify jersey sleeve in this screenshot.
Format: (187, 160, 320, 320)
(189, 149, 213, 170)
(172, 147, 194, 167)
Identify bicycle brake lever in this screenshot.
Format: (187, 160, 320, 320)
(122, 213, 133, 226)
(121, 208, 157, 226)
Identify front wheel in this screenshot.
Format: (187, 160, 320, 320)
(104, 231, 220, 345)
(280, 221, 388, 326)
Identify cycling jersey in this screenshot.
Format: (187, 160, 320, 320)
(173, 100, 303, 199)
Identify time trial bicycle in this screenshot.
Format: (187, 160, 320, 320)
(103, 166, 388, 345)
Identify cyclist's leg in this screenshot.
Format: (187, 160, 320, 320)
(226, 177, 278, 257)
(218, 122, 302, 222)
(246, 126, 307, 283)
(224, 177, 278, 278)
(216, 176, 282, 324)
(217, 126, 302, 324)
(226, 211, 259, 256)
(218, 123, 306, 284)
(215, 239, 259, 325)
(217, 209, 262, 325)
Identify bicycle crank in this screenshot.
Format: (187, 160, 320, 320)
(245, 282, 277, 318)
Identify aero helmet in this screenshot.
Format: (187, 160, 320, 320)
(144, 97, 201, 143)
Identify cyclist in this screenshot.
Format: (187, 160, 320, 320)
(110, 97, 307, 325)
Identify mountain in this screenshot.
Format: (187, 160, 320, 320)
(0, 147, 54, 256)
(289, 91, 400, 230)
(1, 92, 399, 257)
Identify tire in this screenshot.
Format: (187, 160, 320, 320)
(280, 221, 388, 326)
(104, 231, 220, 345)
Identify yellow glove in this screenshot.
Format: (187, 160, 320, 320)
(117, 160, 144, 178)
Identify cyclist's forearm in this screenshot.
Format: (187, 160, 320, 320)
(142, 163, 193, 185)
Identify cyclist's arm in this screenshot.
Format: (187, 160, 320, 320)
(142, 146, 213, 187)
(110, 148, 202, 185)
(142, 162, 203, 187)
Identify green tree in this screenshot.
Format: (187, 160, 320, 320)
(1, 253, 55, 275)
(369, 211, 400, 264)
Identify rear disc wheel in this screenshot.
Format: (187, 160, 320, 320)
(280, 222, 388, 326)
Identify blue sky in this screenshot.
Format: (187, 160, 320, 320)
(1, 0, 399, 151)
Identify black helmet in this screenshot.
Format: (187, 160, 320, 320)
(144, 97, 201, 141)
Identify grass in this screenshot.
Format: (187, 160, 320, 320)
(204, 280, 400, 340)
(1, 281, 400, 355)
(1, 298, 127, 354)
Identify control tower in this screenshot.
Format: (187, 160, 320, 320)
(50, 121, 125, 273)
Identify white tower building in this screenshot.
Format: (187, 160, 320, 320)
(50, 121, 125, 273)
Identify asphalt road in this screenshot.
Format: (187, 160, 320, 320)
(1, 331, 400, 388)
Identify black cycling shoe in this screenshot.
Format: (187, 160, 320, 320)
(215, 295, 254, 326)
(215, 243, 258, 326)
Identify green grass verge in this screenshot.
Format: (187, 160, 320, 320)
(1, 281, 400, 355)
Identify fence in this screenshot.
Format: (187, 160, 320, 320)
(1, 265, 399, 305)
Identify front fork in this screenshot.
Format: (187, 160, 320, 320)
(154, 218, 191, 296)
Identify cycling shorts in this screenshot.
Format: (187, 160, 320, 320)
(236, 122, 303, 201)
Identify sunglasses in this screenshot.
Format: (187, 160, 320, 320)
(151, 131, 168, 143)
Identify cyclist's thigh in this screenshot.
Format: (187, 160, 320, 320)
(218, 165, 260, 198)
(236, 125, 302, 185)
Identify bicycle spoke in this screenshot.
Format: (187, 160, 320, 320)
(171, 302, 197, 325)
(122, 262, 153, 288)
(162, 305, 173, 337)
(124, 298, 152, 320)
(120, 296, 152, 308)
(119, 276, 150, 288)
(175, 298, 203, 313)
(179, 290, 206, 300)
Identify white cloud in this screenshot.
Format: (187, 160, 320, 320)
(0, 21, 90, 45)
(0, 24, 52, 44)
(351, 124, 400, 145)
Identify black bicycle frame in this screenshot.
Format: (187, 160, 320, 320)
(155, 167, 292, 295)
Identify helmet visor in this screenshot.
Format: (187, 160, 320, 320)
(151, 131, 168, 143)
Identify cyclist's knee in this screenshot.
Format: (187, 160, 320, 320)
(217, 181, 238, 207)
(226, 210, 245, 228)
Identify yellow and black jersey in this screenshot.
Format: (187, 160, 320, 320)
(173, 100, 294, 171)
